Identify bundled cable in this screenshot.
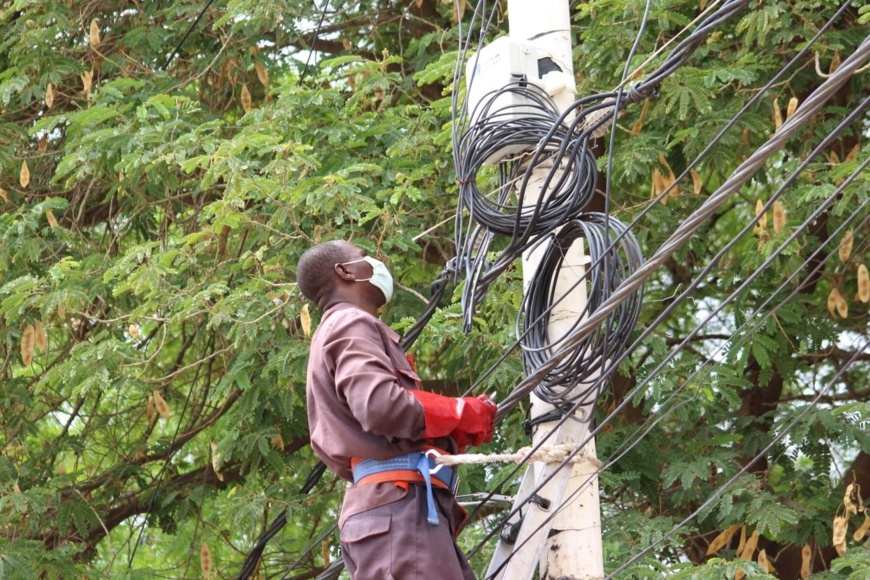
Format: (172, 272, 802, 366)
(452, 0, 751, 331)
(458, 83, 597, 237)
(519, 214, 643, 407)
(455, 85, 610, 331)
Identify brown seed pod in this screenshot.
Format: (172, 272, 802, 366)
(839, 229, 854, 262)
(800, 543, 811, 578)
(833, 513, 848, 556)
(89, 19, 101, 47)
(34, 321, 47, 351)
(255, 62, 269, 87)
(152, 389, 171, 418)
(786, 96, 798, 118)
(741, 530, 759, 560)
(240, 84, 252, 112)
(20, 161, 30, 188)
(690, 168, 703, 195)
(200, 542, 212, 580)
(772, 200, 786, 233)
(853, 513, 870, 542)
(81, 70, 94, 96)
(857, 265, 870, 303)
(21, 324, 35, 365)
(706, 523, 740, 555)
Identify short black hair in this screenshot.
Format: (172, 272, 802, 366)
(296, 240, 355, 308)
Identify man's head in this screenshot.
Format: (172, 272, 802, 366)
(296, 240, 390, 313)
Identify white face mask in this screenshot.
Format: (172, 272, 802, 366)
(341, 256, 394, 304)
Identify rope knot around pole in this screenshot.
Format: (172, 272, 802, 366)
(434, 444, 603, 468)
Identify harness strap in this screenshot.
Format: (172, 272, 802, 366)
(351, 451, 458, 526)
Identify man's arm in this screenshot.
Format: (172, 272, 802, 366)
(328, 311, 425, 441)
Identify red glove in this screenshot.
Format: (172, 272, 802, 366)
(410, 390, 496, 451)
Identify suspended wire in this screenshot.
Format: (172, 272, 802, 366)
(445, 11, 867, 578)
(162, 0, 218, 71)
(497, 33, 870, 414)
(128, 334, 214, 568)
(606, 335, 870, 578)
(473, 161, 870, 576)
(453, 0, 857, 407)
(236, 462, 328, 579)
(300, 0, 331, 82)
(456, 18, 867, 560)
(484, 328, 870, 578)
(616, 0, 726, 90)
(601, 160, 870, 576)
(469, 92, 870, 574)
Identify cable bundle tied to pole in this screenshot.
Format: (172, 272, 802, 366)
(496, 31, 870, 418)
(519, 214, 644, 407)
(454, 0, 751, 332)
(455, 89, 621, 332)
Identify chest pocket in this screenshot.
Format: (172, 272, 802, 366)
(373, 322, 422, 390)
(396, 366, 423, 390)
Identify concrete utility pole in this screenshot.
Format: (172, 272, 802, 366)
(485, 1, 605, 579)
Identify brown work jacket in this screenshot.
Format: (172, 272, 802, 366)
(306, 303, 459, 527)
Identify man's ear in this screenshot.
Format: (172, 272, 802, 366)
(334, 262, 356, 282)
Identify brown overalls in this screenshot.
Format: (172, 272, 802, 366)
(306, 303, 475, 580)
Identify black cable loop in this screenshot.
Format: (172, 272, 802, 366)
(519, 215, 643, 407)
(457, 83, 598, 236)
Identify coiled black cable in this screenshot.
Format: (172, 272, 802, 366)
(455, 85, 619, 331)
(519, 214, 643, 407)
(459, 83, 597, 237)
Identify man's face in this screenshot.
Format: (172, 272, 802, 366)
(336, 242, 386, 308)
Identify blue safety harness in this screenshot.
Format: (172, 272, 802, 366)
(351, 450, 459, 526)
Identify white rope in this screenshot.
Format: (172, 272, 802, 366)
(434, 444, 603, 468)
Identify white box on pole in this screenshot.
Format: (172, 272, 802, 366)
(464, 36, 542, 126)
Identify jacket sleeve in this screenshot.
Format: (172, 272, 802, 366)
(326, 312, 425, 441)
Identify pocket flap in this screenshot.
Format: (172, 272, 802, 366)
(341, 514, 392, 543)
(396, 366, 422, 388)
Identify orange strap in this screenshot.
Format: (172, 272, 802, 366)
(353, 469, 450, 490)
(349, 447, 454, 490)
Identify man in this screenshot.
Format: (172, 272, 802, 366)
(297, 240, 496, 580)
